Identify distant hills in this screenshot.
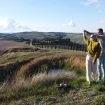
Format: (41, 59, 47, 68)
(0, 31, 83, 44)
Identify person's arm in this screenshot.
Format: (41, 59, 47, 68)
(93, 43, 101, 64)
(83, 30, 90, 45)
(85, 30, 93, 35)
(97, 35, 105, 39)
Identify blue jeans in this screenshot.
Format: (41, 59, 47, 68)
(97, 53, 105, 80)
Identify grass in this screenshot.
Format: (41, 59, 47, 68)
(0, 72, 77, 104)
(0, 48, 86, 66)
(93, 80, 105, 92)
(68, 76, 88, 89)
(0, 49, 86, 104)
(91, 94, 105, 105)
(1, 49, 105, 104)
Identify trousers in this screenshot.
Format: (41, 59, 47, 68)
(86, 54, 97, 83)
(97, 53, 105, 80)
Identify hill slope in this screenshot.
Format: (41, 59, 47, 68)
(0, 32, 83, 44)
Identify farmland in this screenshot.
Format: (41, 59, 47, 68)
(0, 38, 30, 51)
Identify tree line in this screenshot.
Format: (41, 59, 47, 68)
(31, 37, 87, 52)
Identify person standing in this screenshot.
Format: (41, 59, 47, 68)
(97, 28, 105, 81)
(83, 30, 101, 86)
(84, 28, 105, 82)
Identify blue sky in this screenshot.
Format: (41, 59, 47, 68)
(0, 0, 105, 33)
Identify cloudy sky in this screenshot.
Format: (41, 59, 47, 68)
(0, 0, 105, 33)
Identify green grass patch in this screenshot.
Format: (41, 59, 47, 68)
(68, 76, 88, 89)
(93, 80, 105, 92)
(91, 95, 105, 105)
(0, 81, 67, 104)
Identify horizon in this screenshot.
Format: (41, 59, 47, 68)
(0, 31, 97, 34)
(0, 0, 105, 33)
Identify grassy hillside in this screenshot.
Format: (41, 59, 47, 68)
(65, 33, 83, 44)
(0, 49, 105, 105)
(0, 32, 84, 44)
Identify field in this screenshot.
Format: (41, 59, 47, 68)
(0, 38, 30, 51)
(0, 40, 105, 105)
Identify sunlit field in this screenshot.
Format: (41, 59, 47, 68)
(0, 48, 105, 105)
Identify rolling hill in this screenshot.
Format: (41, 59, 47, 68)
(0, 32, 84, 44)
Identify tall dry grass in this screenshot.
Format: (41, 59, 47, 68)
(15, 55, 65, 79)
(63, 56, 86, 75)
(15, 55, 86, 80)
(12, 71, 77, 89)
(12, 55, 85, 89)
(0, 54, 86, 105)
(64, 56, 85, 68)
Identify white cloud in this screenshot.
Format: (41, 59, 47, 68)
(82, 0, 98, 5)
(68, 21, 75, 27)
(62, 21, 75, 27)
(0, 18, 32, 32)
(0, 17, 47, 33)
